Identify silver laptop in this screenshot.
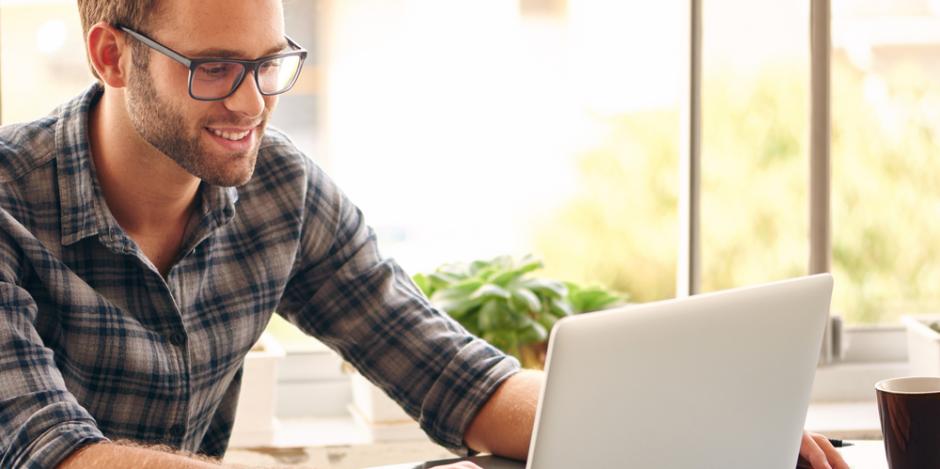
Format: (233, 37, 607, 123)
(369, 274, 833, 469)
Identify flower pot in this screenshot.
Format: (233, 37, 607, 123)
(902, 315, 940, 376)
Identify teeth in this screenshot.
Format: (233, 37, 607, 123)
(208, 128, 251, 141)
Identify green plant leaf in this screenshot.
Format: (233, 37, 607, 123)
(510, 287, 541, 313)
(468, 259, 492, 276)
(478, 300, 503, 331)
(517, 321, 548, 344)
(536, 310, 559, 331)
(428, 271, 464, 290)
(520, 278, 568, 300)
(549, 298, 574, 317)
(451, 278, 486, 294)
(483, 330, 516, 354)
(491, 258, 544, 287)
(570, 288, 623, 313)
(412, 273, 433, 296)
(470, 283, 512, 301)
(430, 283, 488, 319)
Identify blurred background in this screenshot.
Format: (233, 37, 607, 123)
(2, 0, 939, 329)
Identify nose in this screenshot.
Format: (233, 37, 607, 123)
(223, 71, 267, 117)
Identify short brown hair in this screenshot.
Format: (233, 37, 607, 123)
(77, 0, 160, 79)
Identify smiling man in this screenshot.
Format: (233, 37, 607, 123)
(0, 1, 846, 469)
(0, 1, 534, 467)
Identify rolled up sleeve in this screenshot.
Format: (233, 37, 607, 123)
(8, 410, 107, 469)
(0, 282, 107, 468)
(418, 338, 521, 453)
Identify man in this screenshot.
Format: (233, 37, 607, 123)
(0, 1, 847, 468)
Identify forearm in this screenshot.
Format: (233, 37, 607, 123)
(464, 370, 544, 461)
(57, 441, 222, 469)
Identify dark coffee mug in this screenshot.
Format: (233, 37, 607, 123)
(875, 376, 940, 469)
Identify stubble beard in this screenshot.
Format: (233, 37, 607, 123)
(124, 61, 266, 187)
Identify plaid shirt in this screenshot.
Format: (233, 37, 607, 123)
(0, 84, 519, 468)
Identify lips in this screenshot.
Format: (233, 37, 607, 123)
(204, 123, 261, 152)
(207, 127, 253, 141)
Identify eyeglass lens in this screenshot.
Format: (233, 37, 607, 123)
(191, 55, 302, 99)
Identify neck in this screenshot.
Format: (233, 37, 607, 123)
(89, 88, 200, 235)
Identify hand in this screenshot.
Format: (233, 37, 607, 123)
(798, 431, 850, 469)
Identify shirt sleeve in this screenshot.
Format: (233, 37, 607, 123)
(276, 160, 521, 454)
(0, 223, 108, 468)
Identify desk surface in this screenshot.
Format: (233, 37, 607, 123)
(838, 440, 887, 469)
(366, 440, 888, 469)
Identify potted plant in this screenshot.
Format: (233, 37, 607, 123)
(413, 255, 625, 369)
(902, 315, 940, 376)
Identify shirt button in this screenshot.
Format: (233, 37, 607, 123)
(168, 332, 187, 347)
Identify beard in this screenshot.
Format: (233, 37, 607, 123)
(124, 63, 267, 187)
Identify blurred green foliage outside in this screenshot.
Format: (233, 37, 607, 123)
(534, 56, 940, 325)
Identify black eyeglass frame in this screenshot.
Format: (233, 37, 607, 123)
(118, 25, 308, 102)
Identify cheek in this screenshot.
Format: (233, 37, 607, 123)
(150, 58, 191, 98)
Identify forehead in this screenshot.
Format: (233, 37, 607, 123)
(153, 0, 285, 58)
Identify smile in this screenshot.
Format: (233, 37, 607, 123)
(207, 127, 252, 141)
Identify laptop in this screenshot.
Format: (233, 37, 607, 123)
(368, 274, 833, 469)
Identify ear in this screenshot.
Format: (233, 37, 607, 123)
(86, 22, 133, 88)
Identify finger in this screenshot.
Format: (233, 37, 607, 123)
(810, 434, 851, 469)
(799, 432, 832, 469)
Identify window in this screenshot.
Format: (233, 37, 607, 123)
(831, 0, 940, 325)
(1, 0, 928, 369)
(701, 0, 810, 293)
(323, 0, 682, 303)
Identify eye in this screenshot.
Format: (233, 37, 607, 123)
(259, 60, 281, 73)
(195, 62, 237, 80)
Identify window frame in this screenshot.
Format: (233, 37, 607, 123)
(679, 0, 901, 366)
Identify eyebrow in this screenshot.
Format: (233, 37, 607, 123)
(189, 41, 290, 60)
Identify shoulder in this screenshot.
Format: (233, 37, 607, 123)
(243, 126, 350, 227)
(0, 116, 59, 184)
(256, 126, 319, 178)
(251, 126, 334, 196)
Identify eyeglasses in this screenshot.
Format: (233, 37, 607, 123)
(119, 26, 307, 101)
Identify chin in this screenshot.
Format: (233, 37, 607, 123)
(204, 165, 256, 187)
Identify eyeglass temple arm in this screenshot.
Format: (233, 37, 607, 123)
(118, 26, 193, 68)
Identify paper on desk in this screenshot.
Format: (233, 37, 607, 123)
(838, 441, 887, 469)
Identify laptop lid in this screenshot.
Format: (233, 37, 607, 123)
(525, 274, 832, 469)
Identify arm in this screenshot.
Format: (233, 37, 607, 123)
(0, 213, 220, 469)
(464, 370, 543, 461)
(274, 157, 520, 454)
(0, 233, 109, 467)
(58, 442, 221, 469)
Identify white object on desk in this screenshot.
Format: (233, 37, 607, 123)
(838, 441, 887, 469)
